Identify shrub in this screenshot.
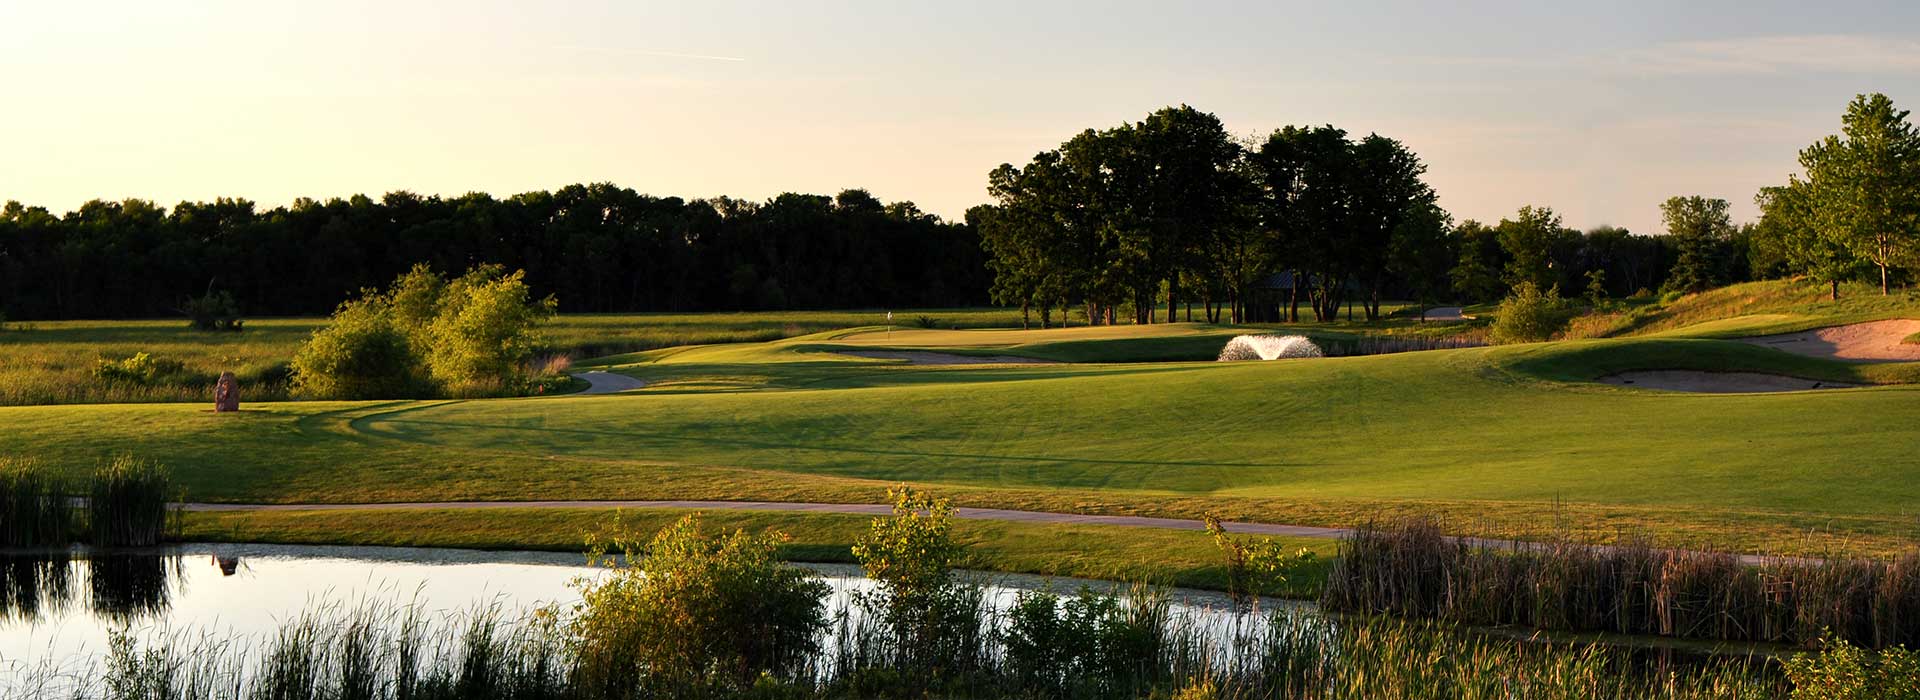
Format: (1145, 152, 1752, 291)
(847, 485, 990, 686)
(569, 513, 828, 695)
(1489, 281, 1571, 344)
(1583, 268, 1609, 307)
(1204, 515, 1318, 604)
(912, 315, 939, 329)
(424, 266, 558, 393)
(181, 289, 243, 332)
(289, 296, 430, 399)
(1783, 637, 1920, 700)
(289, 264, 555, 400)
(1001, 584, 1174, 696)
(91, 353, 188, 385)
(87, 454, 178, 547)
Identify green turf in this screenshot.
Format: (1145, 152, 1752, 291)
(6, 280, 1920, 559)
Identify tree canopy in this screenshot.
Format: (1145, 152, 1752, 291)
(0, 184, 989, 321)
(1754, 92, 1920, 296)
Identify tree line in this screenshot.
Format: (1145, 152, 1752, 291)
(971, 106, 1451, 326)
(968, 105, 1707, 329)
(975, 99, 1920, 329)
(0, 184, 990, 321)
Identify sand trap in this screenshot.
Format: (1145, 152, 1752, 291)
(837, 350, 1058, 365)
(1740, 319, 1920, 362)
(1599, 371, 1857, 394)
(570, 371, 648, 394)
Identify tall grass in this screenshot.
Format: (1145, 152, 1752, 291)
(87, 455, 180, 547)
(1322, 517, 1920, 650)
(0, 458, 70, 547)
(6, 591, 1791, 700)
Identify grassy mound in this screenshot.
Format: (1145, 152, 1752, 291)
(1565, 279, 1920, 340)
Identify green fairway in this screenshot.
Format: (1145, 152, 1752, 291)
(3, 281, 1918, 558)
(3, 294, 1919, 555)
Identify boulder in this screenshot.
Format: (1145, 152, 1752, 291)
(214, 372, 240, 412)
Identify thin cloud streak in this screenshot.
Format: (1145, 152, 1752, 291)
(554, 45, 747, 62)
(1614, 34, 1920, 75)
(1411, 34, 1920, 77)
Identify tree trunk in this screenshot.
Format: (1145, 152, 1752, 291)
(1021, 301, 1030, 330)
(1040, 304, 1051, 329)
(1288, 275, 1301, 323)
(1882, 263, 1890, 296)
(1167, 277, 1178, 324)
(1830, 279, 1840, 301)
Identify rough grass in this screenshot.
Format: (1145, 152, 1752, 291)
(0, 309, 1024, 406)
(1562, 279, 1920, 340)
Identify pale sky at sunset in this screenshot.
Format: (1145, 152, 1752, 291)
(4, 1, 1918, 236)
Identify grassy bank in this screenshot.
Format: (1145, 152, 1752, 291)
(179, 507, 1338, 598)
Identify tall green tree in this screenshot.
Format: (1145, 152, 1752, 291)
(1124, 106, 1244, 323)
(1495, 206, 1575, 294)
(1801, 93, 1920, 295)
(1388, 201, 1456, 319)
(1449, 220, 1507, 303)
(1755, 179, 1862, 299)
(1251, 125, 1355, 322)
(1659, 196, 1735, 294)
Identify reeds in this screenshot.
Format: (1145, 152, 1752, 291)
(87, 454, 179, 547)
(0, 457, 70, 547)
(7, 592, 1789, 699)
(1317, 334, 1487, 357)
(1322, 517, 1920, 650)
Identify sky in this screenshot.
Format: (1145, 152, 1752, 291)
(3, 1, 1918, 236)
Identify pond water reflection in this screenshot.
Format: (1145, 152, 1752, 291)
(0, 542, 1286, 676)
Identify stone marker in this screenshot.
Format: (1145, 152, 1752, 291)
(214, 372, 240, 412)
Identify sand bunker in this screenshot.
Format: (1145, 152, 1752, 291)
(1740, 319, 1920, 362)
(1599, 371, 1857, 394)
(837, 350, 1058, 365)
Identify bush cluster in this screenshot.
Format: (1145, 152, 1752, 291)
(91, 353, 188, 386)
(290, 264, 558, 399)
(570, 514, 828, 696)
(1489, 281, 1572, 344)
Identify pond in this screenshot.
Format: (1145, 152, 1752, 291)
(0, 543, 1293, 685)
